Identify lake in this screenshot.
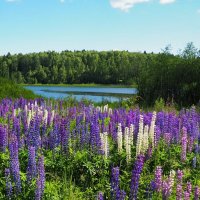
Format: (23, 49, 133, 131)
(25, 86, 137, 102)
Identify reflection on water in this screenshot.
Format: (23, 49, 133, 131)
(25, 86, 137, 102)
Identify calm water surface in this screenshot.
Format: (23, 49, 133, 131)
(25, 86, 137, 102)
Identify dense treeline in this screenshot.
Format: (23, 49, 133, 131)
(0, 42, 200, 106)
(0, 50, 145, 85)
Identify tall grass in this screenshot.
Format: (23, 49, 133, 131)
(0, 78, 39, 99)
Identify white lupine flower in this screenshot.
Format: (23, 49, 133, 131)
(142, 125, 149, 154)
(103, 132, 109, 159)
(17, 108, 21, 115)
(104, 104, 108, 113)
(100, 133, 104, 151)
(34, 100, 37, 107)
(129, 124, 134, 145)
(27, 110, 32, 128)
(117, 123, 123, 153)
(136, 115, 144, 156)
(125, 127, 131, 163)
(24, 105, 28, 115)
(30, 104, 36, 118)
(13, 109, 16, 117)
(100, 106, 103, 113)
(100, 132, 109, 159)
(169, 170, 176, 187)
(50, 110, 55, 125)
(108, 108, 113, 115)
(96, 106, 101, 112)
(43, 109, 48, 125)
(149, 111, 157, 149)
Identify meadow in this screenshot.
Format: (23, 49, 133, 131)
(0, 97, 200, 200)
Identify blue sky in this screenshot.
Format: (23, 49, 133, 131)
(0, 0, 200, 55)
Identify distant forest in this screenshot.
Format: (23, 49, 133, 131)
(0, 42, 200, 106)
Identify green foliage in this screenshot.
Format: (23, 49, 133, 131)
(137, 42, 200, 107)
(154, 98, 165, 111)
(0, 78, 39, 100)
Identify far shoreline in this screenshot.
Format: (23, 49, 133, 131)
(21, 83, 137, 88)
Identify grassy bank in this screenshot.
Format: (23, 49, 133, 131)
(0, 78, 40, 100)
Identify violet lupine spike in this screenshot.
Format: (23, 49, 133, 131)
(9, 134, 21, 194)
(177, 170, 183, 184)
(35, 155, 45, 200)
(129, 155, 145, 200)
(26, 146, 37, 183)
(111, 167, 120, 200)
(0, 125, 7, 152)
(154, 166, 162, 192)
(162, 179, 171, 200)
(97, 192, 104, 200)
(117, 190, 126, 200)
(12, 117, 21, 148)
(186, 182, 192, 196)
(188, 136, 194, 153)
(60, 118, 68, 153)
(5, 168, 12, 199)
(35, 177, 42, 200)
(163, 132, 171, 146)
(155, 126, 161, 147)
(194, 186, 200, 200)
(176, 184, 182, 200)
(181, 127, 188, 162)
(184, 191, 190, 200)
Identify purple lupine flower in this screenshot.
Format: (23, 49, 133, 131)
(154, 166, 162, 192)
(35, 177, 42, 200)
(9, 134, 21, 193)
(38, 155, 45, 193)
(129, 155, 145, 200)
(35, 155, 45, 200)
(60, 118, 69, 153)
(188, 136, 194, 153)
(162, 179, 171, 200)
(163, 132, 171, 146)
(181, 127, 188, 162)
(117, 190, 126, 200)
(5, 168, 12, 198)
(184, 191, 190, 200)
(155, 126, 161, 147)
(177, 170, 183, 184)
(12, 117, 21, 148)
(194, 186, 200, 200)
(27, 146, 36, 183)
(111, 167, 120, 199)
(186, 182, 192, 196)
(97, 192, 104, 200)
(0, 125, 7, 152)
(90, 112, 102, 154)
(176, 184, 182, 200)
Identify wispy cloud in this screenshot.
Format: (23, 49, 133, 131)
(60, 0, 65, 3)
(159, 0, 175, 4)
(110, 0, 176, 11)
(6, 0, 19, 2)
(110, 0, 150, 12)
(198, 9, 200, 14)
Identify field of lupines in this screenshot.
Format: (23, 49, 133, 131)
(0, 98, 200, 199)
